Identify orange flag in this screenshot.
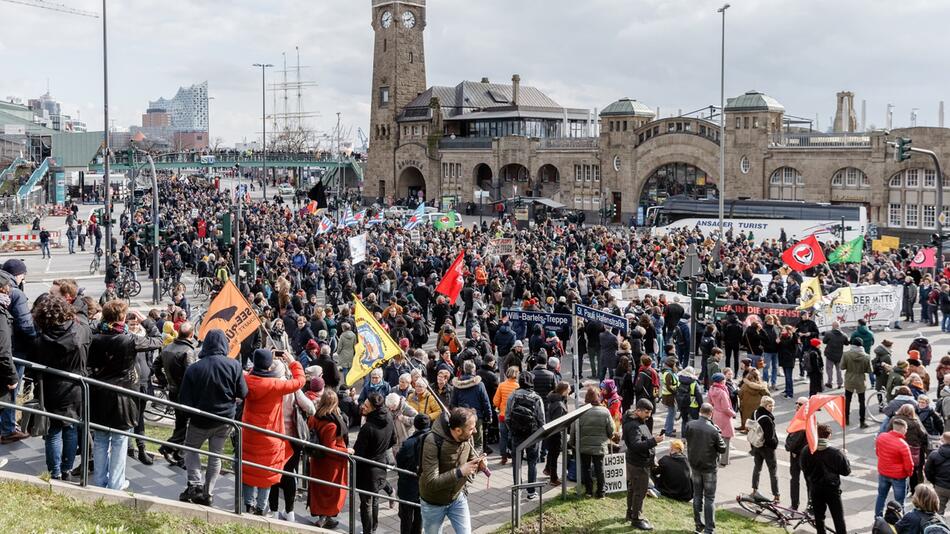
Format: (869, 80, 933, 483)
(787, 394, 846, 453)
(198, 279, 262, 358)
(435, 249, 466, 305)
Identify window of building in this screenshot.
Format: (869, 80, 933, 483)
(383, 39, 387, 52)
(584, 165, 591, 182)
(831, 173, 843, 187)
(700, 125, 707, 136)
(684, 122, 692, 132)
(743, 117, 750, 129)
(906, 204, 919, 227)
(740, 156, 750, 174)
(574, 196, 582, 207)
(925, 169, 937, 188)
(753, 117, 759, 128)
(770, 173, 781, 185)
(906, 169, 919, 188)
(592, 197, 600, 206)
(379, 86, 390, 106)
(889, 174, 902, 188)
(638, 132, 645, 143)
(924, 205, 936, 228)
(412, 125, 418, 136)
(593, 165, 600, 182)
(575, 165, 582, 182)
(409, 51, 413, 63)
(455, 163, 461, 179)
(442, 163, 448, 179)
(889, 203, 902, 227)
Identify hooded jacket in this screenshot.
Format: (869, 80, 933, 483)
(850, 325, 874, 354)
(494, 323, 516, 357)
(841, 345, 872, 393)
(33, 319, 91, 420)
(179, 330, 248, 428)
(353, 407, 396, 491)
(418, 415, 477, 506)
(450, 374, 492, 421)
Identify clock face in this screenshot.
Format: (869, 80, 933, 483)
(381, 11, 393, 28)
(401, 10, 416, 28)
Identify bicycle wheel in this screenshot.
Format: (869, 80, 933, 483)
(125, 280, 142, 298)
(735, 496, 785, 524)
(88, 258, 97, 275)
(144, 389, 173, 422)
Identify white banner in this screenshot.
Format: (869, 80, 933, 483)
(610, 288, 692, 310)
(348, 233, 367, 264)
(490, 238, 515, 256)
(814, 285, 902, 329)
(603, 453, 627, 494)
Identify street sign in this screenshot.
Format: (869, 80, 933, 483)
(679, 243, 702, 278)
(574, 304, 627, 333)
(502, 309, 572, 337)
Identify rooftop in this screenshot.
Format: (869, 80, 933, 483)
(725, 90, 785, 113)
(600, 98, 655, 118)
(400, 79, 588, 122)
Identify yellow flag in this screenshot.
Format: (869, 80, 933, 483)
(797, 277, 822, 310)
(345, 295, 403, 387)
(198, 279, 262, 358)
(831, 287, 854, 306)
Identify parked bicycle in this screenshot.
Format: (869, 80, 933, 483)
(192, 277, 213, 301)
(735, 493, 819, 533)
(88, 249, 103, 275)
(143, 382, 175, 423)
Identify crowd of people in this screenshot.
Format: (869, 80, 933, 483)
(2, 174, 950, 533)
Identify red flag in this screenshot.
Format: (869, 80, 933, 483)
(787, 394, 845, 453)
(781, 235, 826, 272)
(436, 250, 466, 305)
(910, 247, 937, 269)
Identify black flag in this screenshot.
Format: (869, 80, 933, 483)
(308, 181, 328, 209)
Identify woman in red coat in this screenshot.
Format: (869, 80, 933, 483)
(240, 349, 306, 514)
(308, 389, 352, 529)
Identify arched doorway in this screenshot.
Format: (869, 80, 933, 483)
(398, 167, 426, 202)
(637, 162, 716, 224)
(499, 163, 529, 198)
(536, 164, 561, 202)
(474, 163, 494, 197)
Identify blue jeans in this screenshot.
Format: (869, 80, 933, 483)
(40, 242, 50, 257)
(242, 484, 270, 511)
(92, 429, 129, 489)
(499, 421, 511, 459)
(875, 475, 907, 518)
(513, 442, 540, 495)
(421, 493, 472, 534)
(664, 403, 676, 435)
(691, 470, 718, 533)
(943, 312, 950, 333)
(783, 366, 794, 398)
(750, 355, 763, 372)
(921, 302, 930, 324)
(45, 420, 78, 478)
(762, 353, 778, 386)
(0, 364, 24, 436)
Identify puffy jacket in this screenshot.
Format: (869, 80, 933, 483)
(494, 324, 516, 357)
(450, 374, 492, 421)
(531, 365, 557, 399)
(418, 416, 477, 506)
(88, 320, 164, 429)
(179, 330, 248, 428)
(159, 337, 198, 397)
(684, 416, 726, 473)
(925, 444, 950, 490)
(622, 412, 657, 467)
(821, 329, 848, 364)
(876, 430, 915, 480)
(7, 287, 36, 360)
(407, 389, 442, 421)
(493, 378, 519, 419)
(0, 305, 15, 390)
(572, 404, 614, 456)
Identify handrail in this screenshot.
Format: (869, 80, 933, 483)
(9, 356, 420, 534)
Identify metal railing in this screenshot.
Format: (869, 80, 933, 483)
(1, 356, 420, 534)
(769, 132, 871, 149)
(509, 480, 552, 534)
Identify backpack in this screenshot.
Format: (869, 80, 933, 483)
(922, 514, 950, 534)
(416, 431, 445, 476)
(746, 414, 769, 448)
(507, 394, 540, 437)
(675, 381, 695, 411)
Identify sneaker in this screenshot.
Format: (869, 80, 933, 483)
(192, 491, 213, 507)
(526, 492, 538, 501)
(119, 479, 130, 491)
(631, 519, 654, 531)
(283, 511, 296, 523)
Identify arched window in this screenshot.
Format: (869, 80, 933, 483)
(832, 168, 869, 189)
(769, 167, 804, 200)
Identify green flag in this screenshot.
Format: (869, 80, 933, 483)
(432, 211, 457, 231)
(828, 235, 864, 264)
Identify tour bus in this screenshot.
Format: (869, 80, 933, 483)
(645, 197, 867, 242)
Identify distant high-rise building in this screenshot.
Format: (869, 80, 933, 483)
(147, 82, 208, 132)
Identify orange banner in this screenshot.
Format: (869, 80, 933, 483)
(198, 279, 262, 358)
(787, 394, 846, 453)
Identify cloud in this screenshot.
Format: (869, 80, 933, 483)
(2, 0, 948, 144)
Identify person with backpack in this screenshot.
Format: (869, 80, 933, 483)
(505, 372, 546, 500)
(925, 432, 950, 513)
(419, 407, 485, 534)
(895, 484, 948, 534)
(842, 337, 873, 428)
(786, 397, 810, 511)
(800, 423, 851, 534)
(659, 357, 679, 437)
(395, 414, 431, 534)
(676, 367, 703, 437)
(748, 396, 780, 503)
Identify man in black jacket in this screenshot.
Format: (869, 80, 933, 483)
(785, 397, 810, 511)
(623, 398, 664, 531)
(800, 423, 851, 534)
(543, 382, 570, 486)
(925, 431, 950, 513)
(722, 312, 743, 372)
(354, 392, 396, 534)
(0, 270, 20, 466)
(531, 359, 557, 400)
(685, 403, 727, 534)
(395, 414, 431, 534)
(157, 321, 198, 467)
(178, 328, 248, 506)
(821, 322, 848, 389)
(0, 260, 34, 445)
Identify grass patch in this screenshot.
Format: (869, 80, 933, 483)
(0, 479, 270, 533)
(498, 492, 787, 534)
(143, 424, 235, 471)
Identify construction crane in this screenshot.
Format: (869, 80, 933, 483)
(1, 0, 98, 17)
(356, 127, 369, 153)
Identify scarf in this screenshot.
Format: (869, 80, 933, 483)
(816, 438, 829, 451)
(99, 321, 127, 335)
(0, 293, 9, 308)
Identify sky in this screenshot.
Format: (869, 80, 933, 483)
(1, 0, 948, 147)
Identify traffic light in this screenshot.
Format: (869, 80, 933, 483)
(676, 280, 689, 296)
(710, 284, 729, 320)
(894, 137, 913, 162)
(217, 213, 231, 245)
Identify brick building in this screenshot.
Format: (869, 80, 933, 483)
(365, 0, 950, 239)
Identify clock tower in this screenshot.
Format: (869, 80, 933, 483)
(367, 0, 428, 200)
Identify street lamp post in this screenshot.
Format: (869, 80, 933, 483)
(131, 147, 160, 304)
(102, 0, 112, 260)
(717, 3, 730, 243)
(253, 63, 273, 201)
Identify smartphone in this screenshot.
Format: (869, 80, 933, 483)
(659, 429, 666, 437)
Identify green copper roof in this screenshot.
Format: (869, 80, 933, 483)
(725, 90, 785, 112)
(600, 98, 655, 118)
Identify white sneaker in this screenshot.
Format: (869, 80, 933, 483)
(284, 511, 296, 522)
(0, 458, 7, 470)
(119, 479, 130, 491)
(277, 511, 286, 521)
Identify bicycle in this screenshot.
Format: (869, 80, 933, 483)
(735, 493, 819, 533)
(192, 277, 213, 301)
(143, 385, 176, 423)
(89, 249, 103, 275)
(115, 275, 142, 300)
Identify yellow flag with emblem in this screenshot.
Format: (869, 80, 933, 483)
(796, 277, 823, 310)
(345, 295, 403, 387)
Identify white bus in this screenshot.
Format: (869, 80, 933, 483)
(645, 197, 867, 242)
